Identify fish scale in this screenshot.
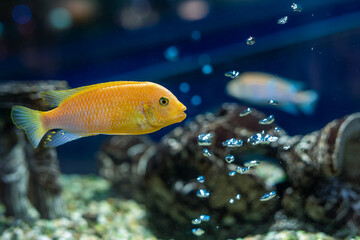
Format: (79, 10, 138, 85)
(11, 81, 186, 148)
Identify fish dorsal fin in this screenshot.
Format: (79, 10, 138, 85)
(40, 81, 145, 107)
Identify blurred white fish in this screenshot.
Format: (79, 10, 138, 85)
(225, 72, 318, 115)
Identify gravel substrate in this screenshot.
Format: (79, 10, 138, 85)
(0, 175, 358, 240)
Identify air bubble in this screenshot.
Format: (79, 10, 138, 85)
(229, 198, 235, 204)
(199, 215, 210, 222)
(268, 99, 279, 105)
(283, 145, 291, 150)
(197, 176, 205, 183)
(224, 70, 239, 79)
(228, 171, 236, 177)
(164, 46, 179, 61)
(236, 166, 251, 174)
(196, 189, 210, 198)
(198, 133, 213, 146)
(277, 16, 288, 24)
(236, 194, 241, 200)
(239, 107, 253, 117)
(222, 138, 243, 147)
(203, 148, 211, 158)
(246, 36, 255, 45)
(259, 115, 275, 125)
(244, 160, 260, 168)
(291, 3, 303, 12)
(225, 154, 235, 163)
(192, 218, 202, 225)
(192, 228, 205, 236)
(260, 191, 277, 201)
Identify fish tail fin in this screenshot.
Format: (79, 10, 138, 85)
(295, 90, 319, 115)
(11, 106, 47, 148)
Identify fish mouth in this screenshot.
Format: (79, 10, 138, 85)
(174, 105, 187, 123)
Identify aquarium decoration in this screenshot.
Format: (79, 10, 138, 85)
(0, 81, 68, 219)
(96, 103, 360, 238)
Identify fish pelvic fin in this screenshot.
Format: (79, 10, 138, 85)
(11, 106, 47, 148)
(295, 90, 319, 115)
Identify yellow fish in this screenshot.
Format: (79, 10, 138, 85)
(226, 72, 318, 115)
(11, 81, 187, 148)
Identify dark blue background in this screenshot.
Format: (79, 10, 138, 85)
(1, 0, 359, 173)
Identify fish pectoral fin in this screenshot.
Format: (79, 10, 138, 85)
(43, 129, 92, 147)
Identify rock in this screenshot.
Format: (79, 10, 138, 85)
(0, 81, 68, 219)
(97, 103, 360, 238)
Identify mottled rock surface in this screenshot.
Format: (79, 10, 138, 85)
(0, 81, 68, 219)
(97, 103, 360, 239)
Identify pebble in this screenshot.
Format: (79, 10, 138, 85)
(239, 107, 253, 117)
(198, 133, 213, 146)
(260, 191, 277, 201)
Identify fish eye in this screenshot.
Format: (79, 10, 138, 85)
(159, 97, 169, 106)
